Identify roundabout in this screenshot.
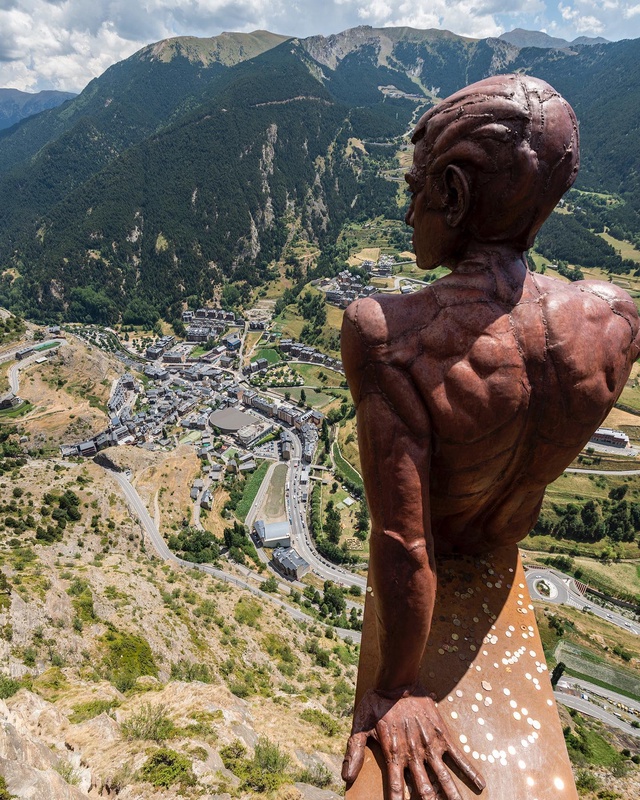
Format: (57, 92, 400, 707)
(525, 570, 571, 604)
(532, 575, 558, 600)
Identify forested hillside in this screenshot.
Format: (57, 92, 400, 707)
(1, 26, 640, 323)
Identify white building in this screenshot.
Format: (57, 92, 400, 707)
(254, 520, 291, 548)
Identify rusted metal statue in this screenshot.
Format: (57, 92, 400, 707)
(341, 74, 640, 799)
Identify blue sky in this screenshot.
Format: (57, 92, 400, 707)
(0, 0, 638, 93)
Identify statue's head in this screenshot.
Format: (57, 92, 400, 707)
(406, 74, 579, 267)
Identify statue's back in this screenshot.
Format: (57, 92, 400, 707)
(343, 265, 639, 554)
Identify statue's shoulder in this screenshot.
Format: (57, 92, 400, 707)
(533, 274, 640, 365)
(536, 274, 639, 330)
(345, 290, 438, 340)
(533, 271, 633, 306)
(573, 278, 640, 318)
(341, 292, 433, 367)
(342, 295, 390, 351)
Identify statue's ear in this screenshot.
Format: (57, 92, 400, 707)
(443, 164, 470, 228)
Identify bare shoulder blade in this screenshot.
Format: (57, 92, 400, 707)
(578, 279, 640, 356)
(541, 280, 640, 433)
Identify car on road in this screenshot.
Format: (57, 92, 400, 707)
(607, 614, 614, 619)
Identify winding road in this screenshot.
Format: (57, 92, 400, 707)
(284, 434, 367, 590)
(107, 467, 361, 644)
(5, 339, 66, 393)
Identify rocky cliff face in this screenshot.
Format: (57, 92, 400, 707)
(0, 682, 344, 799)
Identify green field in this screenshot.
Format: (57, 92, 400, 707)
(617, 384, 640, 412)
(599, 231, 640, 264)
(190, 344, 213, 358)
(242, 330, 264, 363)
(178, 431, 201, 445)
(34, 341, 60, 352)
(0, 400, 32, 418)
(291, 363, 346, 388)
(272, 304, 305, 339)
(236, 460, 270, 521)
(542, 471, 614, 506)
(251, 348, 280, 365)
(573, 557, 640, 602)
(283, 386, 343, 409)
(555, 640, 640, 701)
(333, 442, 363, 490)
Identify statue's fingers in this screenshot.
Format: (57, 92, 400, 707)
(384, 759, 406, 800)
(404, 716, 433, 796)
(342, 732, 368, 784)
(428, 755, 464, 800)
(376, 721, 405, 800)
(407, 756, 436, 799)
(445, 741, 486, 792)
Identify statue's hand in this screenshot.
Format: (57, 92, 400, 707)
(342, 685, 486, 800)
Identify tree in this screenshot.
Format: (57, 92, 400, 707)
(122, 297, 160, 328)
(550, 662, 566, 687)
(172, 319, 185, 337)
(321, 419, 330, 443)
(356, 501, 370, 536)
(299, 389, 307, 406)
(323, 502, 341, 544)
(260, 575, 278, 593)
(322, 581, 346, 616)
(68, 286, 117, 325)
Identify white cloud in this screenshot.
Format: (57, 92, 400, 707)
(0, 0, 639, 93)
(558, 0, 619, 36)
(348, 0, 504, 37)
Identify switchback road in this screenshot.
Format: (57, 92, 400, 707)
(107, 467, 361, 644)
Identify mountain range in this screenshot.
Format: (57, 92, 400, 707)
(0, 26, 639, 323)
(0, 88, 76, 131)
(498, 28, 609, 49)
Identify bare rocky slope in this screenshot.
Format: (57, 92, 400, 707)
(0, 341, 355, 798)
(0, 453, 353, 798)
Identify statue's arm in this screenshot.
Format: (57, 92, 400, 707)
(341, 301, 434, 691)
(341, 304, 485, 799)
(354, 371, 435, 689)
